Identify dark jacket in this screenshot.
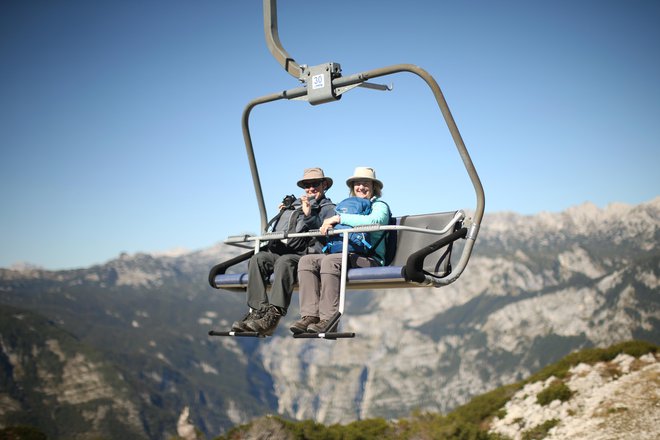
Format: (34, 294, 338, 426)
(269, 195, 335, 255)
(297, 195, 336, 254)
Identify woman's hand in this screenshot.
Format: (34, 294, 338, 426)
(320, 215, 340, 235)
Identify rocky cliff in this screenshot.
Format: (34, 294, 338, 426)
(0, 305, 146, 439)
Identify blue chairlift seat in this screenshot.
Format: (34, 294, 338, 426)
(210, 210, 467, 292)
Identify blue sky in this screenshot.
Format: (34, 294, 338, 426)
(1, 0, 659, 270)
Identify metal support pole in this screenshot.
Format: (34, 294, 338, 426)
(338, 231, 350, 315)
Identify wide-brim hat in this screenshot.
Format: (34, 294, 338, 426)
(346, 167, 383, 190)
(297, 167, 333, 189)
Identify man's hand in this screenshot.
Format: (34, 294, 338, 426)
(301, 195, 311, 216)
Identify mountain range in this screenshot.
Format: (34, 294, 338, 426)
(1, 197, 658, 438)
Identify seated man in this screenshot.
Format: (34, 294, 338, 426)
(231, 167, 336, 336)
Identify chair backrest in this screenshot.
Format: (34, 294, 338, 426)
(390, 211, 461, 277)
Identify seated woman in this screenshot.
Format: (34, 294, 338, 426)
(290, 167, 391, 334)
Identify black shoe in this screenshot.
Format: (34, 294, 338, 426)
(246, 305, 283, 336)
(307, 319, 338, 333)
(231, 309, 264, 332)
(289, 316, 320, 334)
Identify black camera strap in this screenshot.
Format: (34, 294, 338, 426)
(266, 208, 287, 232)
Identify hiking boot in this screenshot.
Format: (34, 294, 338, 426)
(231, 309, 264, 332)
(246, 305, 283, 336)
(289, 316, 320, 335)
(306, 319, 338, 333)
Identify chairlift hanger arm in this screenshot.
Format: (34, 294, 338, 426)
(264, 0, 302, 79)
(241, 89, 306, 232)
(263, 0, 390, 96)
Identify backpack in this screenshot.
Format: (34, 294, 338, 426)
(266, 196, 309, 254)
(323, 197, 374, 256)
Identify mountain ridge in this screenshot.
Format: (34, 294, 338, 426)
(4, 196, 658, 274)
(1, 197, 658, 438)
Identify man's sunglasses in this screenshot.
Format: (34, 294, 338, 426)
(303, 180, 323, 188)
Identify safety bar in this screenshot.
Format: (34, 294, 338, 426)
(224, 212, 463, 247)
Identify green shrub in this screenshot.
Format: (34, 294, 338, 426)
(528, 340, 657, 382)
(445, 383, 520, 427)
(520, 419, 558, 440)
(536, 381, 573, 406)
(340, 418, 390, 439)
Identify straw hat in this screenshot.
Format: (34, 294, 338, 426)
(297, 167, 333, 189)
(346, 167, 383, 190)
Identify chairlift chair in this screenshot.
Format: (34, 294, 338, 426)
(208, 0, 485, 339)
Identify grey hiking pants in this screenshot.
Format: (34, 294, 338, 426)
(247, 251, 300, 315)
(298, 253, 379, 321)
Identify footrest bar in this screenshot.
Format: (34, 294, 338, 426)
(292, 332, 355, 339)
(208, 330, 265, 338)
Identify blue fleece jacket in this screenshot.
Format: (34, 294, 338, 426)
(338, 197, 390, 264)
